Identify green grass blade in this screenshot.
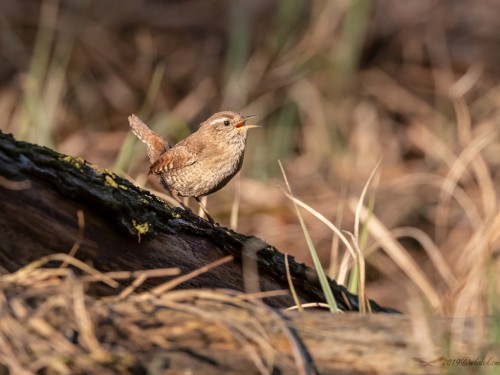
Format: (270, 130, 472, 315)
(279, 161, 339, 313)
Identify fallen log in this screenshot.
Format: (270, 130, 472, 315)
(0, 131, 395, 312)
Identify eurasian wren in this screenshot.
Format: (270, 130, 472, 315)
(128, 111, 258, 221)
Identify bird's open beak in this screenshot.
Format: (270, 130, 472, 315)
(235, 115, 260, 130)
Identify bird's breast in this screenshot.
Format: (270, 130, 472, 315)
(163, 134, 247, 197)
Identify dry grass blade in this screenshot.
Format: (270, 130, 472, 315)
(4, 253, 118, 288)
(60, 209, 85, 268)
(0, 176, 31, 190)
(365, 227, 457, 288)
(285, 302, 332, 311)
(230, 173, 242, 230)
(390, 173, 482, 230)
(436, 127, 496, 241)
(72, 281, 109, 361)
(453, 210, 500, 317)
(347, 158, 382, 312)
(242, 237, 261, 294)
(407, 121, 459, 169)
(329, 186, 346, 279)
(285, 253, 303, 311)
(114, 64, 166, 173)
(354, 157, 382, 243)
(27, 317, 76, 355)
(343, 231, 367, 313)
(81, 267, 181, 282)
(107, 267, 183, 300)
(0, 334, 33, 375)
(117, 274, 148, 300)
(147, 255, 234, 296)
(449, 64, 483, 98)
(350, 199, 442, 312)
(453, 97, 497, 218)
(235, 290, 289, 300)
(448, 211, 500, 352)
(337, 252, 352, 287)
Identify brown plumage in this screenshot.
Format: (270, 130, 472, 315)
(128, 111, 258, 220)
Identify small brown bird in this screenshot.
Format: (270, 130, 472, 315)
(128, 111, 259, 222)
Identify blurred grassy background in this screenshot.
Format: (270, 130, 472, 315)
(1, 0, 500, 319)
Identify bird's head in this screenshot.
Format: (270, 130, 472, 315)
(200, 111, 259, 138)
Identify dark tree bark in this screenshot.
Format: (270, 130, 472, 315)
(0, 131, 396, 312)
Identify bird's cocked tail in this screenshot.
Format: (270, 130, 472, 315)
(128, 114, 169, 163)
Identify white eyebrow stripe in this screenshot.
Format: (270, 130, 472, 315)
(210, 117, 231, 125)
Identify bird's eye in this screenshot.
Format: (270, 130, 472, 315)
(223, 120, 230, 126)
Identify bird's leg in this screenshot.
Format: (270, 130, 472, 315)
(172, 191, 193, 213)
(197, 196, 208, 219)
(160, 176, 214, 224)
(194, 196, 215, 224)
(160, 175, 192, 213)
